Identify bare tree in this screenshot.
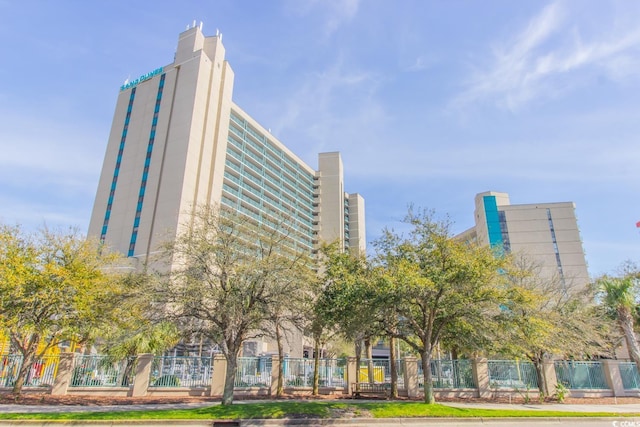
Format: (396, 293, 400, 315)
(261, 265, 312, 397)
(155, 205, 312, 405)
(495, 255, 608, 396)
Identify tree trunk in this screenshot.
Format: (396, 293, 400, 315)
(11, 334, 39, 395)
(119, 357, 136, 387)
(533, 358, 547, 397)
(275, 322, 284, 397)
(389, 335, 398, 398)
(222, 354, 238, 405)
(619, 307, 640, 371)
(12, 353, 35, 395)
(354, 339, 362, 383)
(312, 338, 320, 395)
(421, 350, 435, 404)
(365, 337, 374, 383)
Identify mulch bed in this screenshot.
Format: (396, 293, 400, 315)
(2, 392, 640, 407)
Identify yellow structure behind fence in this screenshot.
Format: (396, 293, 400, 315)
(358, 366, 384, 382)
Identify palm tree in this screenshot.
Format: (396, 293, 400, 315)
(599, 275, 640, 369)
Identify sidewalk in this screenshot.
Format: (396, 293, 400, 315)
(445, 401, 640, 413)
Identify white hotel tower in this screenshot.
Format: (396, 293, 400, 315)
(88, 25, 365, 267)
(456, 191, 589, 290)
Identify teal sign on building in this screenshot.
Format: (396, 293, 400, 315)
(121, 67, 164, 91)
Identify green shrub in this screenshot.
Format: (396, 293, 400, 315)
(554, 382, 569, 403)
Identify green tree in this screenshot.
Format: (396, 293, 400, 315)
(0, 225, 124, 395)
(370, 262, 410, 398)
(297, 251, 338, 396)
(373, 208, 510, 404)
(317, 243, 380, 386)
(155, 206, 312, 405)
(495, 258, 606, 396)
(597, 266, 640, 370)
(96, 272, 180, 383)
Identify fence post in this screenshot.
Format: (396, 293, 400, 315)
(603, 359, 625, 397)
(270, 355, 280, 397)
(131, 353, 154, 397)
(346, 357, 357, 395)
(403, 357, 419, 398)
(473, 358, 490, 398)
(210, 354, 227, 397)
(51, 352, 74, 396)
(542, 359, 558, 397)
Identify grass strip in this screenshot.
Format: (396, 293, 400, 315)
(0, 401, 638, 421)
(362, 402, 639, 418)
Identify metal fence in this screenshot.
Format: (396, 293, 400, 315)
(150, 356, 212, 388)
(396, 359, 405, 389)
(0, 354, 60, 388)
(619, 362, 640, 390)
(234, 357, 272, 387)
(283, 358, 346, 388)
(432, 359, 475, 389)
(416, 359, 475, 389)
(71, 355, 136, 387)
(9, 353, 640, 394)
(282, 358, 313, 387)
(488, 360, 538, 389)
(554, 361, 608, 390)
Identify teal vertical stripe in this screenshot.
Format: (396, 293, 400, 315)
(101, 87, 136, 243)
(128, 74, 165, 257)
(483, 195, 503, 249)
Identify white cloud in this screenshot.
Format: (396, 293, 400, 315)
(0, 110, 104, 226)
(343, 133, 640, 184)
(0, 119, 102, 187)
(452, 1, 640, 111)
(0, 196, 90, 231)
(405, 55, 433, 72)
(270, 57, 383, 155)
(284, 0, 360, 38)
(324, 0, 359, 37)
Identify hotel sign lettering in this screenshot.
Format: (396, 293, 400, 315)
(120, 67, 164, 91)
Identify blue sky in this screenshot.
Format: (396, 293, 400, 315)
(0, 0, 638, 277)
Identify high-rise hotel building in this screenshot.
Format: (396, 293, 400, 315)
(456, 191, 589, 290)
(88, 24, 365, 266)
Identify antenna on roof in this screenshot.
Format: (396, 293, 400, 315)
(199, 21, 203, 30)
(192, 20, 196, 28)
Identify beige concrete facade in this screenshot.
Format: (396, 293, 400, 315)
(88, 25, 365, 358)
(458, 191, 589, 290)
(89, 25, 365, 267)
